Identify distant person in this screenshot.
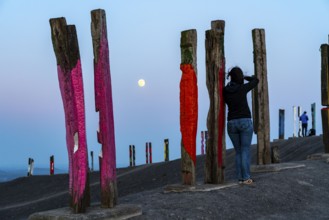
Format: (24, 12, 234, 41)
(299, 111, 309, 137)
(224, 67, 259, 185)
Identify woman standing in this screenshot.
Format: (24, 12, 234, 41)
(223, 67, 259, 184)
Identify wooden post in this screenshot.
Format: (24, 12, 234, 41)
(129, 145, 133, 167)
(293, 106, 297, 137)
(91, 9, 118, 208)
(298, 106, 303, 137)
(133, 145, 136, 167)
(321, 108, 329, 153)
(50, 155, 54, 175)
(146, 142, 149, 164)
(201, 131, 205, 155)
(164, 139, 169, 162)
(27, 158, 32, 176)
(50, 17, 90, 213)
(205, 20, 226, 184)
(90, 151, 94, 172)
(252, 28, 271, 165)
(311, 103, 316, 134)
(180, 29, 198, 185)
(278, 109, 285, 139)
(321, 44, 329, 153)
(149, 142, 152, 164)
(271, 145, 280, 163)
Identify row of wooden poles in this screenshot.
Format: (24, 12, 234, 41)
(278, 104, 317, 139)
(27, 103, 316, 178)
(48, 12, 272, 212)
(48, 8, 329, 213)
(129, 139, 169, 167)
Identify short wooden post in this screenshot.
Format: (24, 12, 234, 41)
(279, 109, 285, 139)
(129, 145, 133, 167)
(27, 158, 33, 176)
(321, 44, 329, 153)
(149, 142, 152, 164)
(91, 9, 118, 208)
(201, 131, 205, 155)
(297, 106, 303, 137)
(271, 145, 280, 163)
(50, 155, 54, 175)
(293, 106, 297, 137)
(90, 151, 94, 172)
(180, 29, 198, 185)
(50, 17, 90, 212)
(311, 103, 316, 134)
(146, 142, 149, 164)
(164, 139, 169, 162)
(252, 28, 271, 165)
(205, 20, 226, 184)
(30, 158, 34, 176)
(133, 145, 136, 166)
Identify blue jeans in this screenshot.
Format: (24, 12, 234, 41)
(227, 118, 253, 181)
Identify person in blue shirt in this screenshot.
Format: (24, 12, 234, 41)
(299, 111, 309, 137)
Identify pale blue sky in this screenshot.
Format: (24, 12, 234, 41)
(0, 0, 329, 170)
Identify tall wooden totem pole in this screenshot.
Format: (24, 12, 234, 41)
(50, 18, 90, 213)
(320, 44, 329, 153)
(205, 20, 226, 184)
(252, 29, 271, 165)
(180, 29, 198, 185)
(91, 9, 118, 207)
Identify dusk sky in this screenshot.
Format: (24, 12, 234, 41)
(1, 0, 329, 171)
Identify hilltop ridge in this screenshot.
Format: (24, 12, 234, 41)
(0, 135, 328, 219)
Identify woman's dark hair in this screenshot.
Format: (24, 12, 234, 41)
(228, 66, 244, 84)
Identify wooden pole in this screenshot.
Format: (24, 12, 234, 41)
(201, 131, 205, 155)
(180, 29, 198, 185)
(50, 155, 54, 175)
(149, 142, 152, 164)
(91, 9, 118, 208)
(146, 142, 149, 164)
(129, 145, 133, 167)
(50, 17, 90, 213)
(27, 158, 32, 176)
(133, 145, 136, 167)
(252, 28, 271, 165)
(293, 106, 297, 137)
(311, 103, 316, 134)
(205, 20, 226, 184)
(164, 139, 169, 162)
(320, 44, 329, 153)
(90, 151, 94, 172)
(298, 106, 303, 137)
(278, 109, 285, 140)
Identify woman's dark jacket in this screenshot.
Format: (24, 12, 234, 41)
(223, 76, 259, 121)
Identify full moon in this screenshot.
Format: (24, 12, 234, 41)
(138, 79, 145, 87)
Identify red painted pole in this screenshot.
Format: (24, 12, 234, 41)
(180, 29, 198, 185)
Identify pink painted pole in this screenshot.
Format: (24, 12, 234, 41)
(50, 18, 90, 213)
(91, 9, 118, 208)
